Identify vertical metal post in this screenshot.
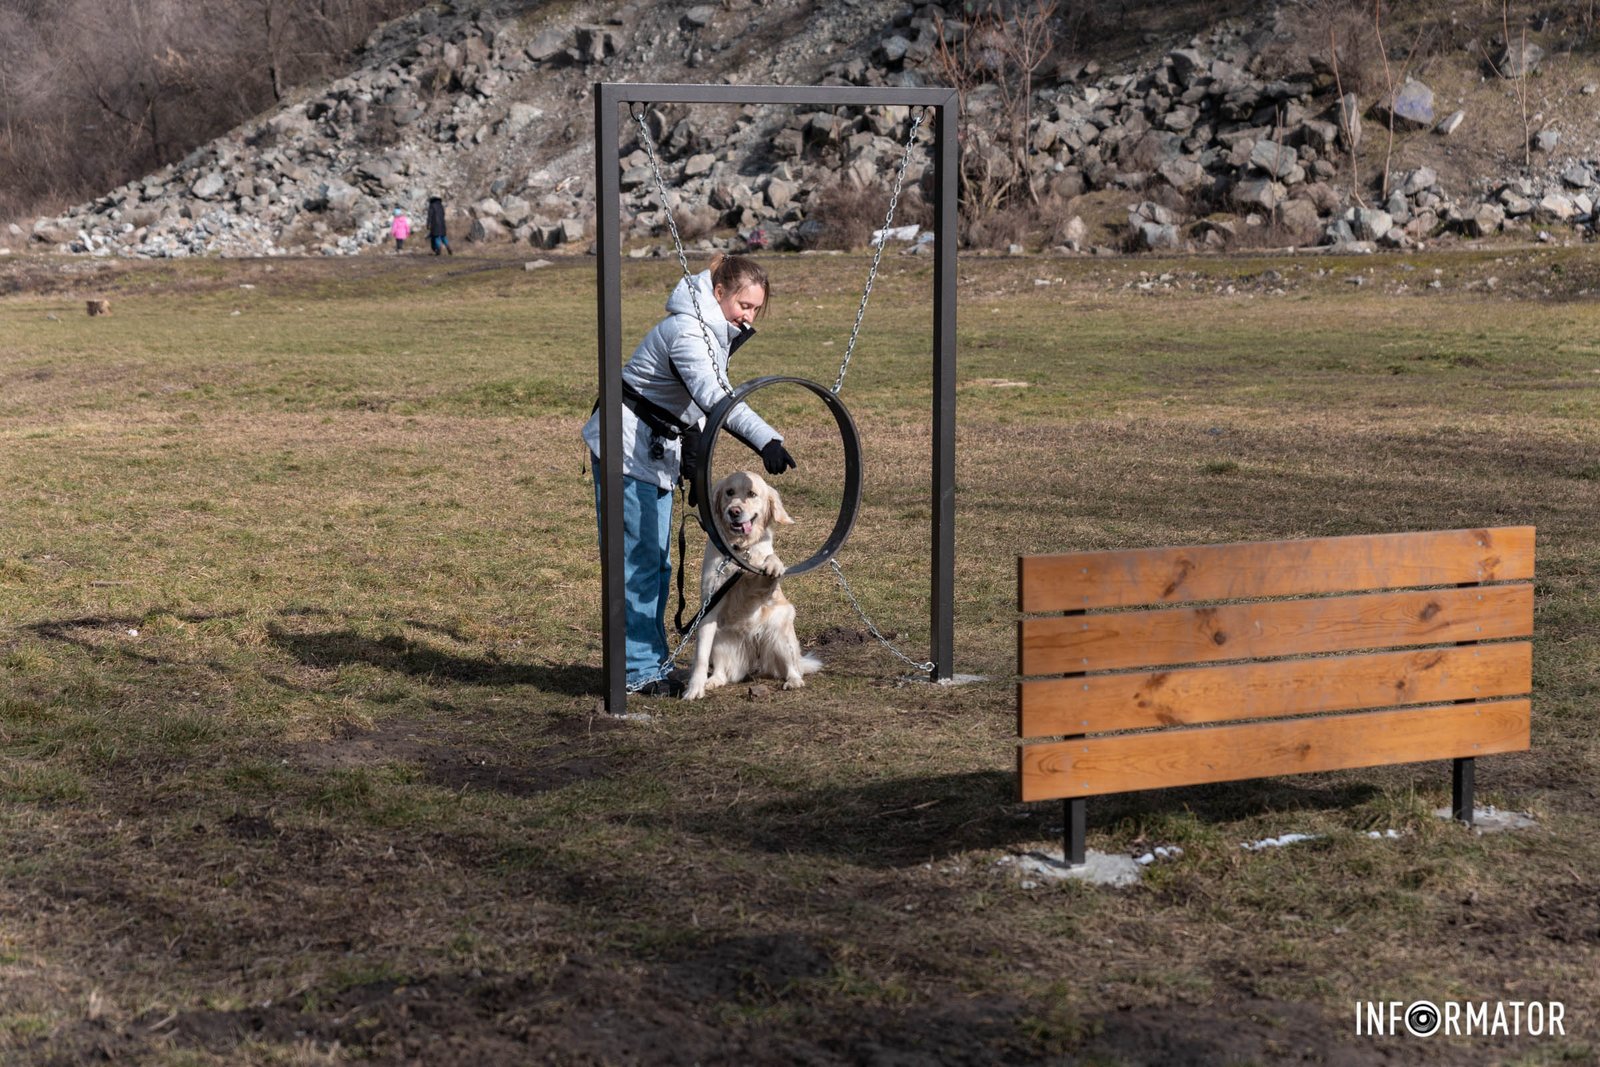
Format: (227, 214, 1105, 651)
(1452, 757, 1475, 825)
(930, 94, 958, 682)
(595, 85, 627, 715)
(1450, 581, 1480, 826)
(1064, 798, 1086, 867)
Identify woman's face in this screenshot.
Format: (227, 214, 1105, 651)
(714, 280, 766, 329)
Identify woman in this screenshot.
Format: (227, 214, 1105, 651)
(426, 195, 452, 255)
(581, 254, 795, 697)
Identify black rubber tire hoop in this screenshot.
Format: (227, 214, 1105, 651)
(696, 376, 862, 577)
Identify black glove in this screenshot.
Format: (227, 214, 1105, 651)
(759, 439, 795, 476)
(679, 425, 704, 504)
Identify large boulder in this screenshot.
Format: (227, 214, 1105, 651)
(525, 28, 568, 63)
(318, 179, 360, 213)
(469, 216, 507, 242)
(503, 103, 543, 134)
(571, 26, 621, 64)
(1536, 193, 1578, 222)
(1336, 93, 1363, 150)
(1157, 157, 1207, 193)
(1383, 80, 1435, 130)
(500, 195, 532, 226)
(1168, 48, 1207, 88)
(1133, 221, 1181, 251)
(1301, 119, 1340, 153)
(1348, 207, 1393, 241)
(1402, 166, 1438, 195)
(1248, 139, 1297, 179)
(1495, 42, 1544, 78)
(1561, 163, 1594, 189)
(1127, 201, 1176, 228)
(1464, 202, 1505, 237)
(1233, 177, 1286, 212)
(1278, 198, 1322, 240)
(191, 171, 227, 199)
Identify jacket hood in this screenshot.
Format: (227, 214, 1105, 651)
(665, 271, 732, 339)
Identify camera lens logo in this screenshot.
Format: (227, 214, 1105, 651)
(1405, 1001, 1442, 1038)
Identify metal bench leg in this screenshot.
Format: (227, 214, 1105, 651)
(1452, 757, 1475, 825)
(1064, 798, 1085, 867)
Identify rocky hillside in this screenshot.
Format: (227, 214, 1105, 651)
(16, 0, 1600, 259)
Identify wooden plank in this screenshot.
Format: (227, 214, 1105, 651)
(1020, 583, 1532, 676)
(1018, 699, 1531, 802)
(1020, 643, 1532, 738)
(1019, 526, 1535, 613)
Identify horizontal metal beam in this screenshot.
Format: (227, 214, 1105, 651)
(600, 83, 957, 108)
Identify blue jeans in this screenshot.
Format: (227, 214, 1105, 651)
(592, 460, 674, 685)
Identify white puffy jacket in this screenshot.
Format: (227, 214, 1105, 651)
(582, 269, 781, 490)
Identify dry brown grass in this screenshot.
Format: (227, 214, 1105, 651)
(1, 247, 1597, 1063)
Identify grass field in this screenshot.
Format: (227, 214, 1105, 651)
(1, 245, 1598, 1065)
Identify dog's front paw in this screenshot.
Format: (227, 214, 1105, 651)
(761, 555, 786, 578)
(781, 675, 807, 691)
(682, 678, 706, 701)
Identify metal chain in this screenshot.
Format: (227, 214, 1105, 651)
(828, 559, 936, 674)
(833, 107, 926, 395)
(826, 109, 935, 676)
(631, 106, 734, 396)
(626, 551, 733, 693)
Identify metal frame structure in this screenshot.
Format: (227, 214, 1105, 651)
(594, 81, 959, 714)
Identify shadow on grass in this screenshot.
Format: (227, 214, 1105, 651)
(23, 611, 601, 696)
(266, 624, 600, 695)
(26, 612, 241, 668)
(1089, 776, 1385, 831)
(671, 771, 1383, 867)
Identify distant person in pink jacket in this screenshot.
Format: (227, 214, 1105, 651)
(391, 208, 411, 252)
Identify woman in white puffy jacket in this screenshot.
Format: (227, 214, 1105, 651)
(581, 253, 794, 696)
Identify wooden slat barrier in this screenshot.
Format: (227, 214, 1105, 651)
(1017, 527, 1535, 863)
(1020, 585, 1533, 675)
(1020, 526, 1535, 612)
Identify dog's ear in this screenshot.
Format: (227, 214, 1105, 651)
(766, 485, 794, 526)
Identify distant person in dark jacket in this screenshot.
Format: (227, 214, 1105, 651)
(427, 196, 452, 255)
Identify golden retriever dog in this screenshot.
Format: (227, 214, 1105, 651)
(682, 470, 821, 700)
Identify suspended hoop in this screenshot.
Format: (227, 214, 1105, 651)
(696, 376, 862, 577)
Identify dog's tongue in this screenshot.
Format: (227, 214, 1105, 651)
(737, 520, 753, 535)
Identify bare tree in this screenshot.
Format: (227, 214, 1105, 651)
(932, 0, 1060, 228)
(1327, 26, 1368, 209)
(0, 0, 418, 221)
(1479, 0, 1534, 168)
(1372, 0, 1396, 199)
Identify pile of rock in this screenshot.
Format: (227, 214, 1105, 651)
(27, 3, 594, 258)
(25, 0, 1600, 259)
(1008, 30, 1591, 253)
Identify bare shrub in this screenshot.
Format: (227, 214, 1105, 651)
(1037, 194, 1084, 246)
(0, 0, 415, 221)
(933, 0, 1060, 231)
(964, 202, 1040, 250)
(673, 206, 719, 243)
(1268, 0, 1384, 97)
(1217, 210, 1320, 251)
(810, 181, 892, 251)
